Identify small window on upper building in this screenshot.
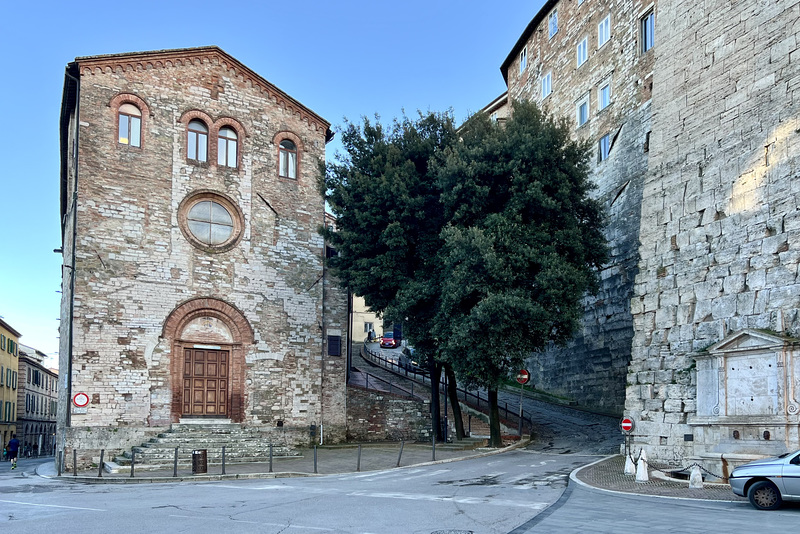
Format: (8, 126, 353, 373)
(577, 38, 588, 67)
(217, 127, 238, 168)
(599, 81, 611, 109)
(641, 11, 655, 53)
(520, 47, 528, 73)
(577, 94, 590, 127)
(118, 103, 141, 147)
(598, 15, 611, 48)
(187, 120, 208, 162)
(279, 139, 298, 179)
(548, 11, 558, 38)
(599, 134, 611, 162)
(542, 72, 552, 99)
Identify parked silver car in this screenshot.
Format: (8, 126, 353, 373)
(729, 449, 800, 510)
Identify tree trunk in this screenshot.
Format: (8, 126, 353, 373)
(445, 364, 465, 440)
(429, 361, 444, 441)
(488, 388, 502, 447)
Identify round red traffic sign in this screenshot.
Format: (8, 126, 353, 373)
(73, 392, 90, 408)
(516, 369, 530, 385)
(620, 417, 635, 433)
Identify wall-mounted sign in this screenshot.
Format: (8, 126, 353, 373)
(73, 392, 90, 408)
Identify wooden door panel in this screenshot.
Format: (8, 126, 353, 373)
(182, 348, 229, 416)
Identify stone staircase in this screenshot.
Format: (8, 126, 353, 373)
(113, 422, 296, 471)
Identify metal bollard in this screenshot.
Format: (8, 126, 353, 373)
(173, 447, 179, 478)
(432, 432, 436, 462)
(73, 449, 77, 477)
(357, 444, 362, 472)
(396, 440, 405, 467)
(57, 450, 63, 477)
(269, 443, 273, 473)
(314, 446, 318, 474)
(130, 448, 136, 478)
(98, 450, 104, 478)
(222, 446, 226, 475)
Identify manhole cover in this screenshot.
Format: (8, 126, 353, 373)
(431, 531, 473, 534)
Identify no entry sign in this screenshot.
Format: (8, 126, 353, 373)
(73, 392, 90, 408)
(620, 417, 635, 433)
(516, 369, 530, 385)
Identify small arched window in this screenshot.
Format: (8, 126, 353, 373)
(279, 139, 297, 179)
(187, 120, 208, 162)
(118, 103, 142, 147)
(218, 127, 238, 168)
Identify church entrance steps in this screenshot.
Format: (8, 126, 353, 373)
(113, 423, 296, 470)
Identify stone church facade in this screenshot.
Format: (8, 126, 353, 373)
(500, 0, 800, 467)
(57, 47, 347, 462)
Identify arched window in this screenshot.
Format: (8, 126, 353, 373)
(187, 120, 208, 162)
(118, 103, 142, 147)
(279, 139, 297, 179)
(217, 127, 238, 168)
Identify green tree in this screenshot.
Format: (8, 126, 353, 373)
(320, 111, 463, 441)
(435, 100, 608, 446)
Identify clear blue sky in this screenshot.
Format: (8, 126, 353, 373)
(0, 0, 544, 364)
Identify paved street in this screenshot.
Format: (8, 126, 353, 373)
(2, 450, 799, 533)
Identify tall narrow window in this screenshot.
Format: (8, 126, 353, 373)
(577, 38, 588, 67)
(599, 82, 611, 109)
(599, 134, 611, 161)
(641, 11, 655, 53)
(187, 120, 208, 162)
(520, 47, 528, 73)
(542, 72, 552, 99)
(279, 140, 298, 179)
(217, 127, 238, 168)
(118, 103, 142, 147)
(598, 15, 611, 47)
(548, 11, 558, 38)
(577, 95, 590, 127)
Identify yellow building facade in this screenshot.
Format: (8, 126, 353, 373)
(0, 318, 20, 449)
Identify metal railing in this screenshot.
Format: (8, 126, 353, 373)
(360, 344, 533, 434)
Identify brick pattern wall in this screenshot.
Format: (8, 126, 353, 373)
(508, 0, 656, 412)
(58, 48, 347, 457)
(626, 0, 800, 462)
(346, 386, 432, 442)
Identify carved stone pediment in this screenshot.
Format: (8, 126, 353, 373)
(694, 329, 800, 419)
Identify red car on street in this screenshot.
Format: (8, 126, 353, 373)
(380, 332, 399, 348)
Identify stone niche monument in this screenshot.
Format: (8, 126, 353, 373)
(692, 330, 800, 474)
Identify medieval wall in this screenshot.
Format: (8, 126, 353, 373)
(346, 387, 432, 442)
(626, 0, 800, 463)
(507, 0, 656, 413)
(58, 48, 347, 455)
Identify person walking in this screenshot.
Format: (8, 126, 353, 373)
(7, 434, 19, 470)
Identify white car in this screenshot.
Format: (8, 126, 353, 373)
(729, 449, 800, 510)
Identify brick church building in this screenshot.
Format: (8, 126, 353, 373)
(58, 47, 348, 464)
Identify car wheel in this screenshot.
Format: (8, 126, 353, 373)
(748, 480, 782, 510)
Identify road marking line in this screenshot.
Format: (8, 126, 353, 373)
(0, 499, 105, 512)
(399, 469, 450, 480)
(168, 514, 335, 531)
(346, 490, 549, 510)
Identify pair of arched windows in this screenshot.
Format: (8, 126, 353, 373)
(187, 120, 238, 168)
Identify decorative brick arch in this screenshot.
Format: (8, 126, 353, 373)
(109, 93, 151, 149)
(163, 298, 253, 423)
(273, 130, 304, 180)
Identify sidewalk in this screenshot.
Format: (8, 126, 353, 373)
(572, 454, 745, 502)
(35, 441, 510, 484)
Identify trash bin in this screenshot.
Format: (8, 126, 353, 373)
(192, 449, 207, 474)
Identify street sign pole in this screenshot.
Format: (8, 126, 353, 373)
(518, 381, 524, 436)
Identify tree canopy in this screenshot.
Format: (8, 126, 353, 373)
(321, 101, 607, 446)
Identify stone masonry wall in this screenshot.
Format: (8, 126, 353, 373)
(508, 0, 656, 412)
(346, 387, 432, 442)
(59, 48, 347, 457)
(626, 0, 800, 463)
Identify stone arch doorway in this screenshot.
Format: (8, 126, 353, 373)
(163, 298, 253, 423)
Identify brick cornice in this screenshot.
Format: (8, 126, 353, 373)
(73, 46, 330, 137)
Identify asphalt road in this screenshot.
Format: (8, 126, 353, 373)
(4, 451, 800, 533)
